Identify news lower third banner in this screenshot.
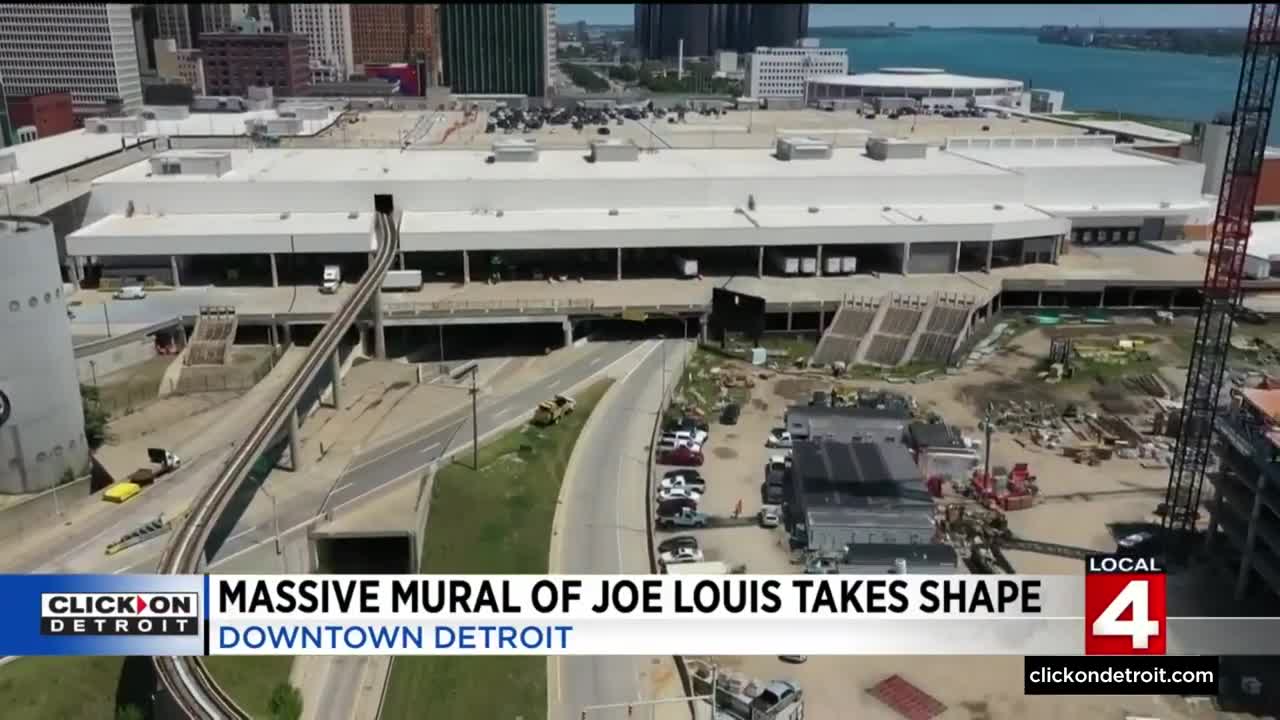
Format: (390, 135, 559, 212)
(1, 573, 1278, 656)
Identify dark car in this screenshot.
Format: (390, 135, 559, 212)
(810, 391, 829, 407)
(658, 445, 704, 467)
(658, 535, 699, 555)
(720, 403, 741, 425)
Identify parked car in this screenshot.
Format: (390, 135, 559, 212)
(766, 454, 791, 473)
(758, 506, 781, 528)
(720, 403, 741, 425)
(761, 481, 785, 505)
(663, 429, 708, 446)
(656, 508, 710, 530)
(766, 428, 793, 449)
(657, 497, 699, 516)
(660, 546, 705, 565)
(810, 390, 830, 407)
(666, 416, 709, 435)
(113, 285, 146, 300)
(657, 535, 699, 555)
(657, 436, 701, 454)
(657, 486, 703, 504)
(657, 445, 704, 467)
(1117, 531, 1156, 554)
(661, 471, 707, 493)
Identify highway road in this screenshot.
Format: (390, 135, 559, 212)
(552, 339, 689, 720)
(6, 340, 643, 576)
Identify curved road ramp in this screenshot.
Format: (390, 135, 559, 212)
(153, 202, 400, 719)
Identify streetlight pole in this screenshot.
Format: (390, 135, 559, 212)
(983, 401, 994, 481)
(470, 364, 479, 471)
(89, 359, 99, 388)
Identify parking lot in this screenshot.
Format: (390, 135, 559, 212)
(647, 341, 1232, 720)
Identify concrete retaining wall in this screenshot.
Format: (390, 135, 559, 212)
(0, 475, 93, 546)
(76, 338, 158, 380)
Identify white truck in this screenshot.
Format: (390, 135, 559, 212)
(320, 265, 342, 293)
(840, 256, 858, 274)
(823, 254, 842, 275)
(672, 255, 699, 278)
(800, 256, 817, 275)
(382, 269, 423, 291)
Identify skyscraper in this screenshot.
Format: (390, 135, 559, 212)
(0, 80, 13, 147)
(155, 4, 194, 48)
(0, 4, 143, 116)
(439, 4, 550, 96)
(350, 4, 438, 70)
(290, 3, 354, 83)
(635, 4, 809, 59)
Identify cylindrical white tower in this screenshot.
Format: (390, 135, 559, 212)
(0, 216, 88, 494)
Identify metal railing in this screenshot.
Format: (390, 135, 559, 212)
(152, 211, 400, 719)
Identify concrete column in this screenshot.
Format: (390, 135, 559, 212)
(902, 243, 911, 275)
(786, 308, 793, 331)
(562, 319, 573, 347)
(818, 304, 825, 332)
(985, 242, 994, 272)
(373, 292, 386, 360)
(68, 256, 83, 286)
(1169, 290, 1177, 310)
(616, 248, 622, 280)
(269, 253, 279, 288)
(170, 255, 181, 288)
(1128, 288, 1137, 307)
(281, 323, 293, 346)
(268, 323, 277, 350)
(757, 246, 765, 278)
(1053, 235, 1063, 264)
(1098, 292, 1105, 308)
(700, 314, 710, 343)
(288, 409, 303, 471)
(177, 323, 188, 348)
(398, 251, 406, 270)
(329, 351, 342, 409)
(953, 243, 961, 273)
(1037, 292, 1043, 307)
(1236, 472, 1270, 600)
(462, 250, 470, 285)
(816, 245, 824, 276)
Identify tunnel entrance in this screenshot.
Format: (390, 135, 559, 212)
(314, 534, 414, 574)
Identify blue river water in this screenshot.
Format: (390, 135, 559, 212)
(814, 29, 1260, 139)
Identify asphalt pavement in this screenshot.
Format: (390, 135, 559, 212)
(552, 340, 689, 720)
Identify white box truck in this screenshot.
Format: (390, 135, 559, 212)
(767, 249, 800, 275)
(800, 256, 818, 275)
(672, 255, 699, 278)
(382, 269, 423, 291)
(841, 256, 858, 274)
(824, 255, 842, 275)
(320, 265, 342, 293)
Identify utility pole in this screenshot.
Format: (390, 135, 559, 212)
(983, 401, 994, 480)
(89, 359, 99, 388)
(102, 304, 112, 337)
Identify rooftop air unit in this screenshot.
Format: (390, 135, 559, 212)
(492, 138, 539, 163)
(867, 137, 928, 161)
(147, 151, 233, 177)
(590, 139, 640, 162)
(776, 136, 833, 161)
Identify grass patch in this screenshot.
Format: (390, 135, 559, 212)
(95, 354, 174, 416)
(380, 379, 614, 720)
(205, 656, 295, 719)
(675, 345, 750, 418)
(0, 656, 125, 720)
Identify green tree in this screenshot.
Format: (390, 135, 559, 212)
(81, 384, 110, 450)
(268, 682, 303, 720)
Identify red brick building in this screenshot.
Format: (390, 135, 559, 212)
(350, 4, 439, 84)
(8, 92, 75, 139)
(200, 32, 311, 97)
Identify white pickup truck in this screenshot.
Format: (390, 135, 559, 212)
(320, 265, 342, 294)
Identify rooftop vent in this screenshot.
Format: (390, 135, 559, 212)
(776, 136, 833, 161)
(147, 151, 232, 177)
(280, 211, 291, 220)
(492, 138, 539, 163)
(590, 139, 640, 162)
(867, 137, 928, 161)
(808, 206, 820, 214)
(348, 211, 358, 219)
(608, 209, 619, 216)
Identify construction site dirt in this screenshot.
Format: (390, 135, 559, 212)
(674, 311, 1277, 720)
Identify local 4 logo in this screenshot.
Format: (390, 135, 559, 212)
(1084, 554, 1167, 655)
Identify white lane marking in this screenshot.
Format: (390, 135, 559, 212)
(334, 482, 354, 494)
(493, 406, 515, 419)
(418, 442, 441, 455)
(590, 357, 602, 366)
(547, 379, 561, 390)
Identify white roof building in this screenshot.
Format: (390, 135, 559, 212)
(747, 45, 849, 101)
(67, 137, 1210, 260)
(807, 67, 1024, 108)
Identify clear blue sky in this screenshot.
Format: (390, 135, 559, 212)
(558, 4, 1252, 28)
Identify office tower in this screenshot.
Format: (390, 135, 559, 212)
(439, 4, 550, 96)
(635, 4, 810, 59)
(155, 4, 194, 48)
(0, 4, 143, 116)
(350, 4, 438, 68)
(289, 4, 353, 83)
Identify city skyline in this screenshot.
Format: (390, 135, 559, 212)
(558, 4, 1253, 28)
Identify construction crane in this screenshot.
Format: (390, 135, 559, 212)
(1164, 3, 1280, 557)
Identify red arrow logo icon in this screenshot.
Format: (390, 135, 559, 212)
(136, 595, 148, 613)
